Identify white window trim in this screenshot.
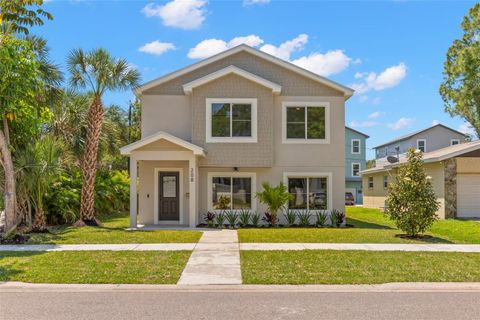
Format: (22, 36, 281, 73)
(154, 168, 184, 225)
(351, 139, 361, 154)
(282, 102, 331, 144)
(451, 139, 460, 146)
(283, 172, 333, 211)
(207, 172, 257, 212)
(205, 98, 258, 143)
(351, 162, 361, 177)
(417, 139, 426, 152)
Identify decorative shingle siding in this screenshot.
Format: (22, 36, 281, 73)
(143, 51, 343, 97)
(192, 73, 274, 167)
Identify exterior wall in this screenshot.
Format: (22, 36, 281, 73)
(137, 160, 190, 225)
(363, 162, 446, 219)
(444, 158, 457, 219)
(345, 128, 367, 203)
(456, 157, 480, 173)
(375, 126, 466, 159)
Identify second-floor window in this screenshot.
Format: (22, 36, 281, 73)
(351, 139, 360, 154)
(352, 163, 360, 176)
(206, 98, 257, 143)
(282, 102, 330, 144)
(451, 139, 460, 146)
(417, 139, 426, 152)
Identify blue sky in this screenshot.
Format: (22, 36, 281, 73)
(36, 0, 476, 158)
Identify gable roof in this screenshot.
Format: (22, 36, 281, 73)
(345, 126, 370, 138)
(373, 124, 467, 149)
(120, 131, 206, 156)
(183, 65, 282, 94)
(362, 139, 480, 174)
(136, 44, 354, 98)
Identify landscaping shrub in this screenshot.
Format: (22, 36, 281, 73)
(250, 212, 260, 227)
(315, 211, 327, 227)
(204, 211, 216, 227)
(215, 211, 226, 228)
(225, 210, 238, 228)
(284, 209, 297, 226)
(297, 210, 311, 227)
(238, 209, 251, 227)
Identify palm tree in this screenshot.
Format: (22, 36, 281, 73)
(255, 182, 293, 226)
(67, 48, 140, 225)
(15, 135, 64, 231)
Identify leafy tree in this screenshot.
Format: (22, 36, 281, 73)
(255, 182, 292, 226)
(440, 3, 480, 138)
(385, 149, 440, 237)
(66, 48, 140, 225)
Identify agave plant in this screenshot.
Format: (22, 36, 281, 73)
(250, 212, 261, 227)
(215, 211, 226, 228)
(238, 209, 251, 227)
(297, 210, 311, 227)
(315, 211, 328, 227)
(329, 209, 340, 227)
(284, 209, 297, 227)
(225, 210, 238, 228)
(255, 182, 292, 227)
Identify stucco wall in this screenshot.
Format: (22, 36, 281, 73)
(456, 157, 480, 173)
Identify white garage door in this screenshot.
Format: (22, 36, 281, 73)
(457, 174, 480, 218)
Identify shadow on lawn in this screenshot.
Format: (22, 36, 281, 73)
(347, 217, 394, 230)
(0, 251, 46, 281)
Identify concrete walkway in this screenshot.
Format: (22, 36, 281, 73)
(240, 243, 480, 252)
(178, 230, 242, 285)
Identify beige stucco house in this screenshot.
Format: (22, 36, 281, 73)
(120, 44, 354, 228)
(362, 140, 480, 219)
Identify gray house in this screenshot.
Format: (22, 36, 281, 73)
(120, 44, 354, 228)
(345, 126, 369, 204)
(373, 124, 467, 160)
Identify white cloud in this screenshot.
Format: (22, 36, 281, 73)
(358, 95, 368, 103)
(387, 117, 415, 130)
(141, 0, 207, 30)
(459, 122, 476, 136)
(259, 34, 308, 60)
(187, 35, 264, 59)
(432, 119, 440, 126)
(354, 72, 365, 79)
(291, 50, 352, 77)
(243, 0, 270, 5)
(349, 120, 378, 128)
(138, 40, 175, 56)
(352, 63, 407, 94)
(368, 111, 385, 119)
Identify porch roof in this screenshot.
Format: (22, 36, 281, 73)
(120, 131, 206, 156)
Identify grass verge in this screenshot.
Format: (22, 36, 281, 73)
(241, 250, 480, 284)
(0, 250, 191, 284)
(28, 212, 202, 244)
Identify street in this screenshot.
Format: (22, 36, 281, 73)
(1, 284, 480, 320)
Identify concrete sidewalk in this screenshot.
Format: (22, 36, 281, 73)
(178, 230, 242, 285)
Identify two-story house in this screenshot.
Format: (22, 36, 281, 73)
(345, 127, 369, 204)
(120, 44, 354, 228)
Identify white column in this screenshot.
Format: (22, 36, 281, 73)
(129, 156, 137, 229)
(188, 156, 197, 228)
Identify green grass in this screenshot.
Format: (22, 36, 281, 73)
(0, 250, 191, 284)
(238, 207, 480, 244)
(241, 250, 480, 284)
(27, 212, 202, 244)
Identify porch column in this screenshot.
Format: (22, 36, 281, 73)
(188, 156, 197, 228)
(129, 156, 137, 228)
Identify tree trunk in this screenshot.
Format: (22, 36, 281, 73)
(32, 207, 47, 232)
(79, 96, 104, 224)
(0, 126, 16, 235)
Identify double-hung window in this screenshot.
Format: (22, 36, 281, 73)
(285, 174, 330, 210)
(206, 99, 257, 143)
(209, 173, 256, 211)
(383, 175, 388, 189)
(451, 139, 460, 146)
(282, 102, 330, 143)
(368, 176, 374, 189)
(351, 139, 360, 154)
(352, 163, 360, 177)
(417, 139, 426, 152)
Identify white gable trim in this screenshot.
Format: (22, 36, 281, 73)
(136, 44, 354, 98)
(120, 131, 206, 156)
(183, 65, 282, 94)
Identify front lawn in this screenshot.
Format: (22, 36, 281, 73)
(238, 207, 480, 243)
(27, 212, 202, 244)
(241, 250, 480, 284)
(0, 250, 191, 284)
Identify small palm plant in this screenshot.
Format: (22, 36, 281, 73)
(255, 182, 292, 227)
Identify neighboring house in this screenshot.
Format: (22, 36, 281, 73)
(373, 124, 467, 160)
(363, 140, 480, 219)
(120, 44, 354, 228)
(345, 126, 369, 204)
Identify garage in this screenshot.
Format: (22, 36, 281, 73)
(457, 174, 480, 218)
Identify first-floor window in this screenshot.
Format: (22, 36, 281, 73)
(212, 176, 252, 210)
(368, 176, 374, 189)
(287, 176, 328, 210)
(352, 163, 360, 177)
(383, 175, 388, 189)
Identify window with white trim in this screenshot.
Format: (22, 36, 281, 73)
(206, 99, 257, 143)
(352, 163, 360, 177)
(211, 176, 252, 210)
(351, 139, 360, 154)
(417, 139, 426, 152)
(282, 103, 329, 143)
(287, 176, 328, 210)
(451, 139, 460, 146)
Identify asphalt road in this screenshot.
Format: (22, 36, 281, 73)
(2, 287, 480, 320)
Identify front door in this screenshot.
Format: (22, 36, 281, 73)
(158, 172, 180, 221)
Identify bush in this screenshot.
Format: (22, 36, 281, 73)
(385, 149, 440, 237)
